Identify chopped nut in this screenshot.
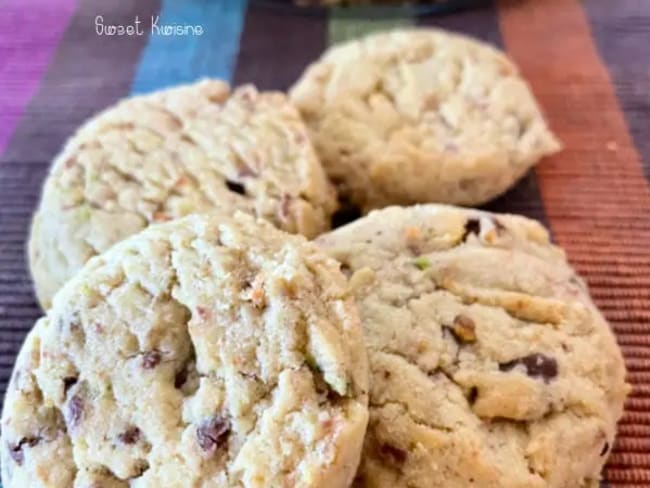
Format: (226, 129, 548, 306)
(142, 350, 162, 369)
(403, 226, 421, 241)
(153, 211, 170, 222)
(196, 415, 230, 454)
(413, 257, 431, 270)
(118, 426, 141, 445)
(196, 306, 210, 320)
(379, 443, 408, 466)
(67, 395, 84, 427)
(347, 267, 375, 294)
(8, 437, 39, 465)
(451, 314, 477, 343)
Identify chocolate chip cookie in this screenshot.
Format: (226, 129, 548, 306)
(29, 79, 337, 309)
(317, 205, 628, 488)
(290, 28, 560, 212)
(4, 212, 368, 487)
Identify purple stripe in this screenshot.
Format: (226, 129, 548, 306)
(0, 0, 159, 400)
(0, 0, 78, 155)
(233, 5, 327, 90)
(583, 0, 650, 178)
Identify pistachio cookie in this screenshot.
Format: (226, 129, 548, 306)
(29, 79, 337, 309)
(317, 205, 628, 488)
(4, 212, 368, 487)
(290, 29, 560, 212)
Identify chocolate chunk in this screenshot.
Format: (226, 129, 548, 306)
(196, 415, 230, 454)
(379, 443, 407, 466)
(142, 350, 162, 369)
(499, 353, 558, 381)
(118, 426, 141, 445)
(7, 437, 39, 465)
(67, 395, 84, 427)
(462, 218, 481, 241)
(225, 179, 245, 195)
(174, 368, 188, 389)
(600, 442, 610, 456)
(63, 376, 78, 395)
(450, 315, 477, 343)
(467, 386, 478, 404)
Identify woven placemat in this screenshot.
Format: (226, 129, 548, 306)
(0, 0, 648, 485)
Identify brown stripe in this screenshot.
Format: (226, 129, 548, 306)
(497, 0, 650, 485)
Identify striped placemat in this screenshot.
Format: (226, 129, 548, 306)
(1, 0, 649, 485)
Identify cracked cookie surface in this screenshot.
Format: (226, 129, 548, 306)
(290, 28, 560, 212)
(4, 212, 368, 488)
(316, 204, 628, 488)
(29, 79, 337, 309)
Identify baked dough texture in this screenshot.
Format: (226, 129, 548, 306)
(317, 204, 628, 488)
(4, 212, 368, 488)
(29, 79, 337, 309)
(290, 29, 560, 212)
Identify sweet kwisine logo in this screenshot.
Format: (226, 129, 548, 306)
(94, 15, 204, 37)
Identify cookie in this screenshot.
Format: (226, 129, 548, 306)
(4, 212, 368, 487)
(317, 205, 628, 488)
(29, 79, 337, 309)
(290, 28, 560, 212)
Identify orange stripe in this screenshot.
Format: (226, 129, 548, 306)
(497, 0, 650, 485)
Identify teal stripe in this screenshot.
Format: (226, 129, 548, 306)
(328, 7, 414, 46)
(130, 0, 247, 94)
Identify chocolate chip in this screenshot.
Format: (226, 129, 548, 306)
(118, 426, 141, 445)
(467, 386, 478, 404)
(339, 262, 352, 278)
(174, 368, 188, 389)
(142, 350, 162, 369)
(67, 395, 84, 427)
(196, 415, 230, 454)
(225, 180, 245, 195)
(462, 218, 481, 241)
(7, 437, 39, 465)
(600, 442, 610, 456)
(379, 443, 407, 466)
(63, 376, 78, 395)
(499, 353, 558, 381)
(331, 205, 361, 229)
